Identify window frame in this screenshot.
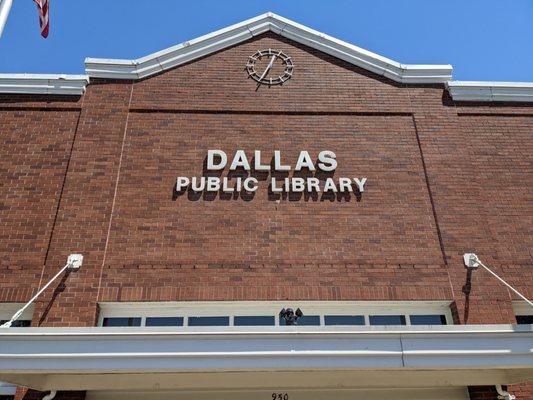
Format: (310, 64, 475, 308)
(97, 301, 453, 327)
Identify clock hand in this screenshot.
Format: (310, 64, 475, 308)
(258, 51, 282, 82)
(258, 56, 274, 82)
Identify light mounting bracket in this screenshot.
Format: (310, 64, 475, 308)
(463, 253, 480, 269)
(67, 253, 83, 269)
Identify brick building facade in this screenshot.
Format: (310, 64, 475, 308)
(1, 13, 531, 400)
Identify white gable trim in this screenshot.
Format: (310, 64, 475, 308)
(0, 74, 89, 95)
(0, 13, 532, 102)
(84, 12, 452, 84)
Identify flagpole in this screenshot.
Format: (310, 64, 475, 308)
(0, 0, 13, 37)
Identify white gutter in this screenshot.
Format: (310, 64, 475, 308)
(0, 325, 531, 391)
(447, 81, 533, 102)
(0, 74, 89, 95)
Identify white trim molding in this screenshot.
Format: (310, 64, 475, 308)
(0, 325, 531, 391)
(0, 74, 89, 95)
(447, 81, 533, 102)
(84, 12, 452, 84)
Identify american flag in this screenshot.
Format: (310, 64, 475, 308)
(33, 0, 49, 38)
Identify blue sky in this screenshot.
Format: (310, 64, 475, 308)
(1, 0, 532, 81)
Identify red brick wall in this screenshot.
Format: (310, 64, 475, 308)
(110, 113, 440, 264)
(0, 109, 80, 303)
(1, 32, 531, 399)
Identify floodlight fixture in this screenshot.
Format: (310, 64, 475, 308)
(279, 307, 304, 325)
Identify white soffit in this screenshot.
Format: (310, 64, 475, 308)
(84, 12, 452, 84)
(0, 74, 89, 95)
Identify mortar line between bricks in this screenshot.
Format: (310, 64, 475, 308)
(128, 109, 414, 117)
(96, 84, 135, 303)
(38, 99, 85, 291)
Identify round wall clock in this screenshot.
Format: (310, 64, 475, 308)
(246, 49, 294, 86)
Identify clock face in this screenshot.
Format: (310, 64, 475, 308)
(246, 49, 294, 86)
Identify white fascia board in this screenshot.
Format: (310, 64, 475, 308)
(0, 325, 531, 377)
(447, 81, 533, 102)
(0, 74, 89, 95)
(84, 12, 452, 84)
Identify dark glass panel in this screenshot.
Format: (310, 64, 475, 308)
(409, 315, 447, 325)
(145, 317, 183, 327)
(516, 315, 533, 324)
(279, 315, 320, 326)
(188, 316, 229, 326)
(102, 317, 141, 327)
(324, 315, 365, 326)
(369, 315, 406, 326)
(234, 316, 275, 326)
(0, 319, 31, 327)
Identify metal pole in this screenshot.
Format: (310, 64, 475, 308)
(465, 253, 533, 307)
(477, 260, 533, 307)
(1, 262, 70, 327)
(0, 0, 14, 38)
(1, 254, 82, 327)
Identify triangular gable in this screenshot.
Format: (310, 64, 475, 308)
(85, 12, 452, 83)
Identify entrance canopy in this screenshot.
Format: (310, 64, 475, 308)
(0, 325, 531, 392)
